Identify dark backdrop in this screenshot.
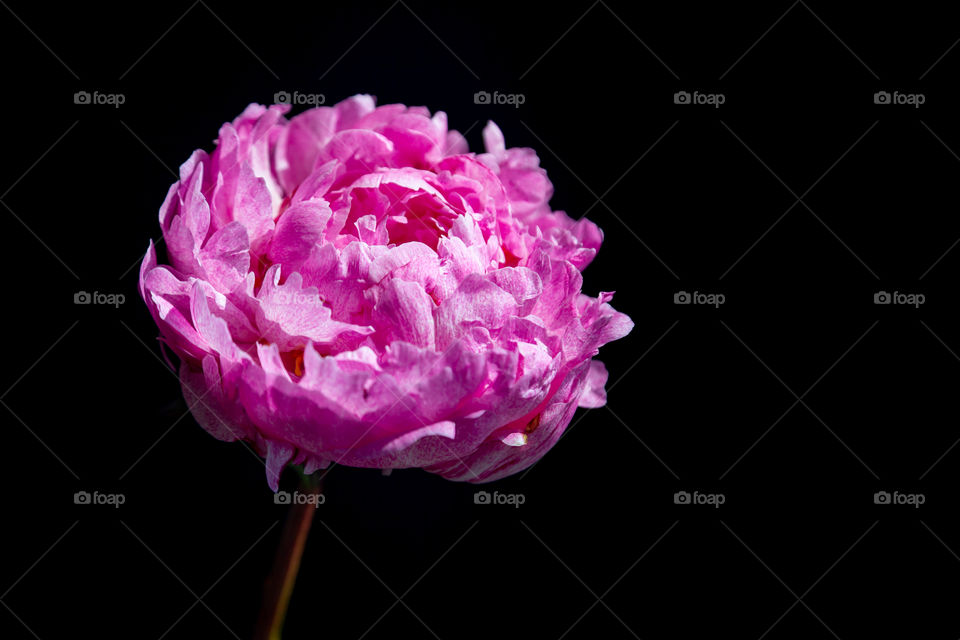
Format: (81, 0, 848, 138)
(2, 1, 959, 638)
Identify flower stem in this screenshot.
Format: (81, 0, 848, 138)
(255, 472, 322, 640)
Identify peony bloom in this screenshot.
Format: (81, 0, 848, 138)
(139, 95, 632, 489)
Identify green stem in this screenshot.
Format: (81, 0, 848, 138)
(255, 472, 322, 640)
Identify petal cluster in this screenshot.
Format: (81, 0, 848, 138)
(139, 95, 632, 487)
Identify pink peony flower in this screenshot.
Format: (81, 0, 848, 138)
(139, 95, 632, 489)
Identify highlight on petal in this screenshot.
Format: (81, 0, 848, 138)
(578, 360, 609, 409)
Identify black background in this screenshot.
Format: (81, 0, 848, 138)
(2, 1, 959, 637)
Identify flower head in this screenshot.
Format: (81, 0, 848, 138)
(139, 95, 632, 488)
